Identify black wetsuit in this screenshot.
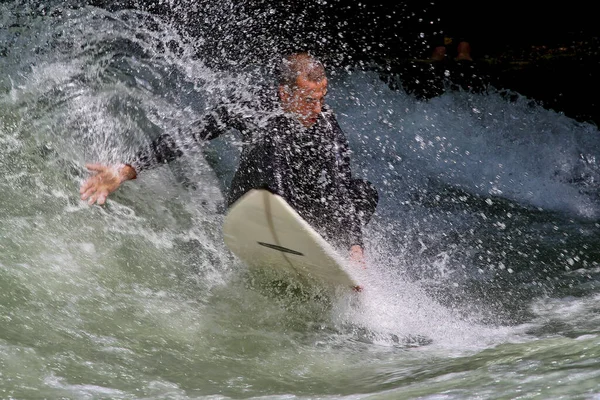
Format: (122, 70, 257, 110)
(131, 89, 378, 249)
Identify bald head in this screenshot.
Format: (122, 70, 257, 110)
(278, 53, 326, 89)
(277, 53, 328, 127)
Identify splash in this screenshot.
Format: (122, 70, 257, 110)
(329, 70, 600, 220)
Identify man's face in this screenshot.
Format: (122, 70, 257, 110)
(279, 76, 328, 127)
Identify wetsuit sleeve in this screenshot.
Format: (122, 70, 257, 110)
(328, 112, 364, 249)
(131, 105, 246, 172)
(130, 132, 184, 172)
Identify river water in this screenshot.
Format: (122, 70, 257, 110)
(1, 2, 600, 399)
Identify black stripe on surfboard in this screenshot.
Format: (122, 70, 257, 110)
(257, 242, 304, 256)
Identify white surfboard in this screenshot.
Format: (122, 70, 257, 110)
(222, 189, 360, 289)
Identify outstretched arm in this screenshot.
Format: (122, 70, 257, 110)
(80, 104, 244, 206)
(79, 131, 187, 206)
(133, 104, 242, 171)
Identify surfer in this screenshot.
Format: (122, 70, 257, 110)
(80, 52, 378, 266)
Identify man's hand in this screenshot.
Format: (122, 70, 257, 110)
(80, 163, 136, 205)
(350, 244, 365, 292)
(350, 244, 366, 269)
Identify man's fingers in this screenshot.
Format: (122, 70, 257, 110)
(87, 192, 100, 205)
(80, 179, 93, 194)
(85, 163, 106, 172)
(96, 190, 108, 205)
(81, 187, 96, 200)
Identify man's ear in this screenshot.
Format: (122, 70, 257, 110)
(278, 85, 290, 103)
